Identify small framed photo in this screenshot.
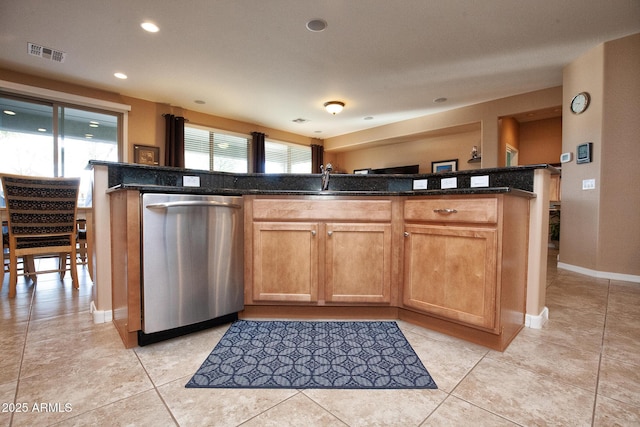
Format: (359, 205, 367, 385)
(432, 159, 458, 173)
(134, 145, 160, 166)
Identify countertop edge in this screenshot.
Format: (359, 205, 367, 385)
(107, 184, 536, 198)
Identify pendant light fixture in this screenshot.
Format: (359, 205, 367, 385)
(324, 101, 345, 115)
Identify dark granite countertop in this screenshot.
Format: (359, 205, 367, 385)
(93, 161, 552, 198)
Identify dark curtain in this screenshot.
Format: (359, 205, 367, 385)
(164, 114, 185, 168)
(251, 132, 266, 173)
(311, 144, 324, 173)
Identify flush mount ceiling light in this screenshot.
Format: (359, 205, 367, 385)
(114, 72, 128, 79)
(141, 22, 159, 33)
(324, 101, 345, 115)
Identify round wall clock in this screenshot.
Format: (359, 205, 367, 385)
(570, 92, 590, 114)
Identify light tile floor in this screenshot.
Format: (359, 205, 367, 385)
(1, 250, 639, 426)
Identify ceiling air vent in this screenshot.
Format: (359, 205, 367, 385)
(28, 43, 66, 63)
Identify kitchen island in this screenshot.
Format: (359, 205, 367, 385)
(90, 161, 554, 350)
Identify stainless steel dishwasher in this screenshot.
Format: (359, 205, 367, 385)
(138, 193, 244, 345)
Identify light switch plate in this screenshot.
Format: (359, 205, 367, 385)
(413, 179, 428, 190)
(470, 175, 489, 188)
(183, 176, 201, 187)
(582, 179, 596, 190)
(441, 177, 457, 189)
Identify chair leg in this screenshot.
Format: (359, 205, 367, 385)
(70, 250, 79, 290)
(78, 241, 87, 264)
(8, 251, 18, 298)
(59, 253, 67, 279)
(25, 256, 37, 282)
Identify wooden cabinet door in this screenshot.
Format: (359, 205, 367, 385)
(253, 222, 319, 302)
(403, 224, 498, 330)
(325, 223, 392, 304)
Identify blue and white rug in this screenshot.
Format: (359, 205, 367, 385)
(185, 320, 437, 389)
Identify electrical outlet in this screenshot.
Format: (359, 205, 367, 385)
(183, 176, 201, 187)
(441, 177, 457, 189)
(412, 179, 428, 190)
(470, 175, 489, 188)
(582, 179, 596, 190)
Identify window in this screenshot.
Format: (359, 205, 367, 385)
(184, 125, 249, 173)
(265, 139, 311, 173)
(0, 94, 120, 206)
(183, 126, 312, 174)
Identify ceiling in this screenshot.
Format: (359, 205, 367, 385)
(1, 1, 639, 139)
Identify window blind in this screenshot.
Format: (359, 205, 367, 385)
(265, 140, 311, 173)
(184, 126, 249, 173)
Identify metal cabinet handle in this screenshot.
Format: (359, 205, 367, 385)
(433, 208, 458, 214)
(146, 201, 242, 209)
(311, 230, 316, 236)
(404, 232, 410, 237)
(327, 231, 333, 236)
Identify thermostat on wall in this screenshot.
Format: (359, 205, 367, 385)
(576, 142, 593, 164)
(560, 152, 573, 163)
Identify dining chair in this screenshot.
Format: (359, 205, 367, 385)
(1, 174, 81, 298)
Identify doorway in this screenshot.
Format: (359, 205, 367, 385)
(505, 144, 519, 166)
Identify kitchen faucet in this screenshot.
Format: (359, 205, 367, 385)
(320, 163, 333, 191)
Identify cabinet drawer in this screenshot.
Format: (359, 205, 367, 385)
(253, 198, 392, 221)
(404, 197, 498, 224)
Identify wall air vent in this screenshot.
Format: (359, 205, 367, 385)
(28, 43, 66, 63)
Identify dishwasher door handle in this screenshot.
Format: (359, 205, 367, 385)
(146, 200, 243, 210)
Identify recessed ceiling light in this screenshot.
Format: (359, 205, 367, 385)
(37, 128, 47, 132)
(292, 118, 308, 123)
(364, 116, 374, 120)
(85, 134, 93, 138)
(306, 19, 327, 32)
(433, 97, 447, 103)
(3, 110, 16, 115)
(194, 100, 206, 105)
(141, 22, 159, 33)
(114, 72, 128, 79)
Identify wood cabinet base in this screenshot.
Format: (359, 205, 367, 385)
(241, 305, 399, 321)
(240, 305, 521, 351)
(398, 308, 522, 352)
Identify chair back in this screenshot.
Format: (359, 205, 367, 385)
(1, 174, 81, 250)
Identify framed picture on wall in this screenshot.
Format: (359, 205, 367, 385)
(134, 144, 160, 166)
(432, 159, 458, 173)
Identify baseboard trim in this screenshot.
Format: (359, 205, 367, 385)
(90, 300, 113, 324)
(525, 306, 549, 329)
(557, 262, 640, 283)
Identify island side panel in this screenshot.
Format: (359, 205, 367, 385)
(109, 190, 141, 348)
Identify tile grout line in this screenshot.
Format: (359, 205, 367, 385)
(443, 351, 526, 426)
(131, 349, 181, 426)
(10, 279, 37, 427)
(590, 279, 611, 427)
